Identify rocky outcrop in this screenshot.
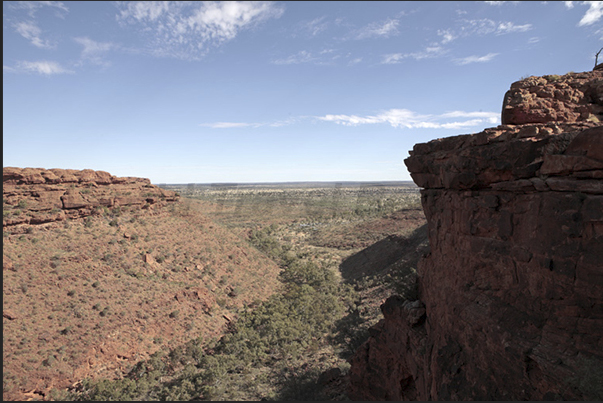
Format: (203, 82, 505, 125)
(349, 70, 603, 400)
(502, 71, 603, 125)
(3, 167, 178, 230)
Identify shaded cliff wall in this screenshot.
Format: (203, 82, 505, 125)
(348, 70, 603, 400)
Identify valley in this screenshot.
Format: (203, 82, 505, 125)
(3, 178, 427, 400)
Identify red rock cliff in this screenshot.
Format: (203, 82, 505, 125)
(348, 70, 603, 400)
(3, 167, 179, 230)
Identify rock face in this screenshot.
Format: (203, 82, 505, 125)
(349, 70, 603, 400)
(3, 167, 178, 230)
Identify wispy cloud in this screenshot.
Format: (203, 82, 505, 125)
(271, 50, 316, 65)
(14, 20, 55, 48)
(381, 46, 447, 64)
(318, 109, 499, 129)
(272, 49, 358, 66)
(386, 15, 529, 66)
(201, 110, 500, 130)
(5, 60, 74, 75)
(355, 18, 400, 39)
(454, 52, 499, 65)
(200, 117, 298, 129)
(348, 57, 363, 66)
(438, 29, 456, 44)
(496, 21, 532, 33)
(297, 16, 329, 37)
(8, 1, 68, 17)
(457, 18, 532, 36)
(484, 1, 520, 5)
(74, 37, 117, 67)
(201, 122, 260, 129)
(115, 1, 284, 60)
(7, 2, 69, 48)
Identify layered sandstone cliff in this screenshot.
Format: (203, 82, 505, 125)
(3, 167, 178, 230)
(349, 70, 603, 400)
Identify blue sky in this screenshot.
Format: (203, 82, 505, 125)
(3, 1, 603, 184)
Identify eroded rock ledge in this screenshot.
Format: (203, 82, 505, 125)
(348, 70, 603, 400)
(3, 167, 178, 230)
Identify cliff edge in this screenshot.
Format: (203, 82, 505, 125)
(3, 167, 179, 231)
(348, 70, 603, 400)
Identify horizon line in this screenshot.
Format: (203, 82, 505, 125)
(157, 180, 418, 186)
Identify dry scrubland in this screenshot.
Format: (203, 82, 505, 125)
(4, 183, 427, 400)
(3, 201, 282, 400)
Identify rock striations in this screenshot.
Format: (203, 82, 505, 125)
(348, 69, 603, 400)
(3, 167, 178, 230)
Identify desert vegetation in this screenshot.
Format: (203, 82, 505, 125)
(4, 182, 426, 400)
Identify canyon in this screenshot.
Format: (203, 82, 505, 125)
(348, 69, 603, 400)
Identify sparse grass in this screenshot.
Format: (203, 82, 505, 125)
(3, 197, 287, 400)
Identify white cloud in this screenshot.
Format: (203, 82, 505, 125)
(382, 53, 405, 64)
(484, 1, 520, 5)
(438, 29, 456, 44)
(348, 57, 363, 66)
(565, 1, 575, 8)
(271, 50, 316, 65)
(201, 111, 499, 131)
(116, 1, 284, 60)
(74, 37, 116, 66)
(117, 1, 169, 21)
(272, 49, 348, 66)
(496, 21, 532, 34)
(454, 52, 499, 65)
(8, 2, 69, 49)
(14, 20, 55, 48)
(7, 60, 74, 75)
(381, 46, 447, 64)
(318, 109, 499, 129)
(457, 18, 532, 36)
(200, 117, 298, 129)
(578, 1, 603, 25)
(3, 1, 69, 49)
(8, 1, 69, 17)
(355, 18, 400, 39)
